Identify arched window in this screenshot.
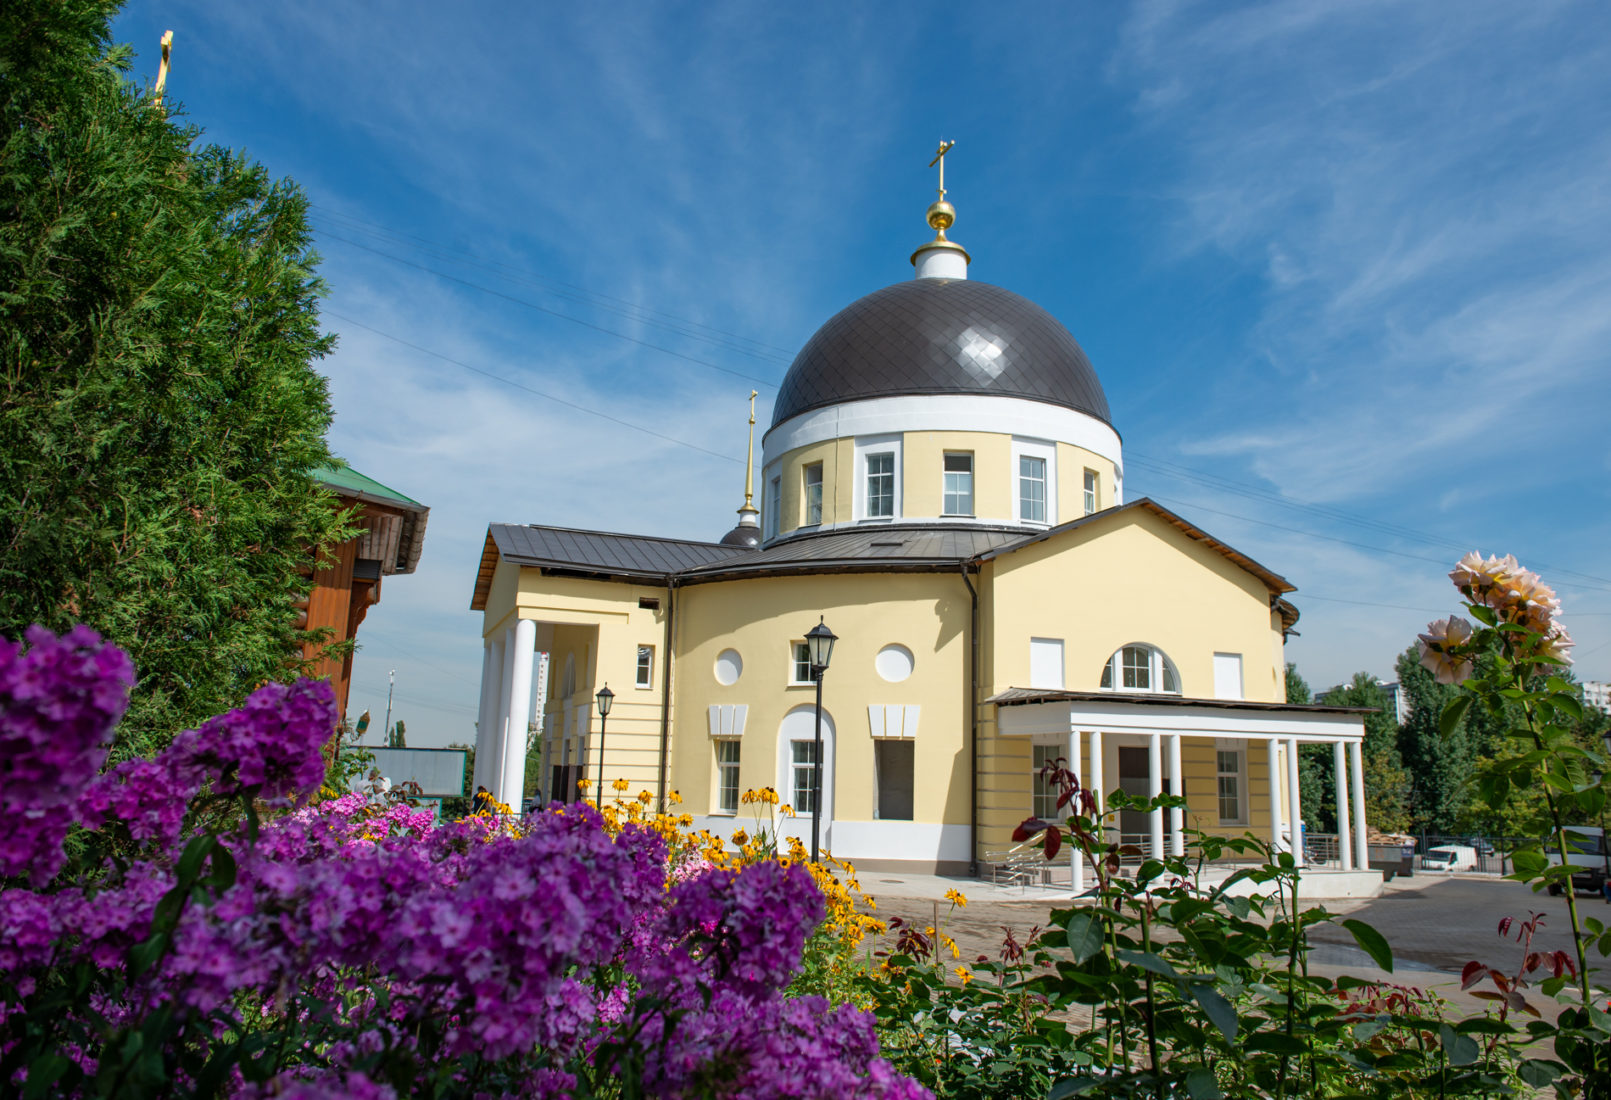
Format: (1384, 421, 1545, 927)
(1099, 644, 1180, 694)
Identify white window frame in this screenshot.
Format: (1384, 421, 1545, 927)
(854, 434, 902, 522)
(1012, 438, 1057, 526)
(942, 451, 974, 516)
(1083, 468, 1099, 515)
(788, 641, 814, 686)
(790, 739, 820, 815)
(1031, 735, 1063, 823)
(635, 645, 654, 689)
(802, 462, 824, 526)
(1215, 739, 1247, 825)
(765, 470, 781, 539)
(715, 739, 741, 815)
(1099, 644, 1181, 695)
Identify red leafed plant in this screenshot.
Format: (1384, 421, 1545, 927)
(1461, 912, 1576, 1037)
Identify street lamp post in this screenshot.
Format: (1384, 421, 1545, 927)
(804, 617, 838, 863)
(594, 684, 614, 811)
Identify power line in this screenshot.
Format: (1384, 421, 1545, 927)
(316, 230, 782, 390)
(311, 206, 798, 360)
(322, 310, 743, 464)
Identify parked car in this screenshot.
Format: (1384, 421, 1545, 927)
(1544, 826, 1609, 895)
(1420, 845, 1478, 872)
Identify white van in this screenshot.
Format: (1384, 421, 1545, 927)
(1544, 827, 1607, 895)
(1420, 845, 1478, 873)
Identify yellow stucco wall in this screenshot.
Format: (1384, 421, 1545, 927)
(670, 571, 971, 823)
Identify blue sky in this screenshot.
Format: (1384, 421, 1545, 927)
(112, 1, 1611, 746)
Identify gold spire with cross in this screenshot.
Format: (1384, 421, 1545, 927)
(912, 139, 970, 266)
(153, 31, 174, 109)
(736, 390, 760, 525)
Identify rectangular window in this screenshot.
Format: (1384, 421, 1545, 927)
(766, 475, 781, 538)
(1122, 645, 1151, 690)
(1217, 749, 1244, 824)
(1019, 455, 1047, 523)
(717, 740, 741, 814)
(942, 452, 974, 515)
(1083, 469, 1098, 515)
(866, 452, 895, 518)
(790, 642, 814, 685)
(803, 464, 823, 526)
(875, 740, 914, 820)
(636, 645, 653, 689)
(1032, 742, 1061, 822)
(791, 740, 819, 814)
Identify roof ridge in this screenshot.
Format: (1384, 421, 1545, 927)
(494, 522, 743, 552)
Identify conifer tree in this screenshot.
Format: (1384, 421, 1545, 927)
(0, 1, 348, 754)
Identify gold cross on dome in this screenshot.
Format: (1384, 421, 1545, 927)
(928, 140, 956, 200)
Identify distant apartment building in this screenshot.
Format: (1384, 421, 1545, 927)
(1315, 680, 1408, 725)
(1584, 680, 1611, 716)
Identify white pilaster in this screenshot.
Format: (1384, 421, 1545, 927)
(1087, 730, 1105, 839)
(1334, 740, 1353, 871)
(1167, 733, 1184, 857)
(499, 618, 538, 808)
(1286, 737, 1304, 867)
(491, 628, 517, 804)
(473, 640, 497, 792)
(1267, 739, 1283, 852)
(1350, 740, 1369, 870)
(1148, 733, 1165, 861)
(1069, 728, 1084, 894)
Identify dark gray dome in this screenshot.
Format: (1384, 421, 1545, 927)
(718, 524, 761, 549)
(770, 279, 1110, 428)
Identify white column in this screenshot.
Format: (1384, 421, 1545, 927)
(1286, 737, 1304, 867)
(1087, 730, 1105, 840)
(479, 633, 507, 795)
(1069, 728, 1084, 894)
(1267, 739, 1283, 852)
(473, 640, 497, 792)
(1350, 740, 1369, 870)
(1167, 733, 1185, 857)
(1148, 733, 1165, 860)
(490, 627, 517, 804)
(1334, 740, 1353, 870)
(499, 618, 538, 808)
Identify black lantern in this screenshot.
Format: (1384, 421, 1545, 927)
(805, 617, 837, 677)
(594, 683, 614, 810)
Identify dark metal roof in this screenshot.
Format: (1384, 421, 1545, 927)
(770, 279, 1111, 430)
(985, 687, 1375, 715)
(677, 524, 1025, 582)
(491, 525, 750, 579)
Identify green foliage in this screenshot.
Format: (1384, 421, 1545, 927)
(0, 0, 349, 755)
(1307, 671, 1413, 833)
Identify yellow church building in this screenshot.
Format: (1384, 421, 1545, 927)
(468, 164, 1373, 887)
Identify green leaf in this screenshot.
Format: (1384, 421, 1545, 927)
(1063, 910, 1105, 964)
(1047, 1077, 1103, 1099)
(1189, 980, 1239, 1044)
(1115, 949, 1182, 981)
(1440, 1023, 1479, 1066)
(1341, 919, 1393, 972)
(1440, 696, 1473, 738)
(1553, 693, 1583, 719)
(1184, 1068, 1223, 1100)
(1517, 1059, 1563, 1087)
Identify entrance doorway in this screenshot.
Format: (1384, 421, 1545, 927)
(1117, 746, 1171, 847)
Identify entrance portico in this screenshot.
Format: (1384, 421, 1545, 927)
(992, 690, 1373, 893)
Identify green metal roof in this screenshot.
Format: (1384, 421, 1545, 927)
(313, 464, 426, 510)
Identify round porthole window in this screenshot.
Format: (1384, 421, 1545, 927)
(875, 644, 914, 683)
(714, 648, 743, 685)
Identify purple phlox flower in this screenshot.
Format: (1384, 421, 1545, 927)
(168, 678, 336, 806)
(0, 625, 134, 882)
(80, 756, 200, 848)
(238, 1067, 396, 1100)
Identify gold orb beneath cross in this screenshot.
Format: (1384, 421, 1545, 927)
(926, 200, 955, 232)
